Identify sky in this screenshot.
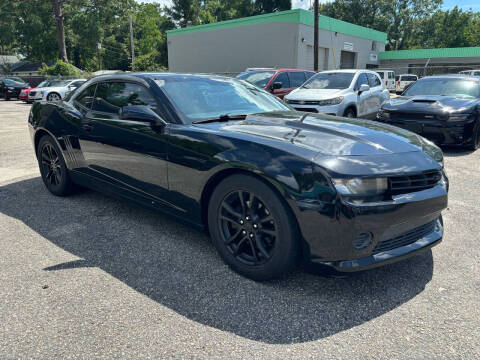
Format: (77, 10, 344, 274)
(142, 0, 480, 11)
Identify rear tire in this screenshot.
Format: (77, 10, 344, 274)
(37, 135, 74, 196)
(208, 174, 299, 281)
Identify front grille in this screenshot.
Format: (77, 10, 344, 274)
(288, 100, 319, 105)
(389, 112, 441, 120)
(389, 171, 442, 194)
(294, 107, 318, 113)
(29, 91, 36, 96)
(372, 220, 437, 254)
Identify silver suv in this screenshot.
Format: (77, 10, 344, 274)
(284, 70, 390, 119)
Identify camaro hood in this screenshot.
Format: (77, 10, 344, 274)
(215, 111, 440, 158)
(382, 95, 479, 114)
(285, 88, 347, 101)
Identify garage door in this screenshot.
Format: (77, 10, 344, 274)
(340, 51, 355, 69)
(304, 45, 327, 70)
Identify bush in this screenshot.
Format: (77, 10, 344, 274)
(39, 60, 80, 76)
(132, 51, 167, 72)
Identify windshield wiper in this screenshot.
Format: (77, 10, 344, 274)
(192, 114, 248, 124)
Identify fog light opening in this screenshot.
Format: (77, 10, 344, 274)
(353, 232, 373, 250)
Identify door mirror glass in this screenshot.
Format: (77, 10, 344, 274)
(359, 84, 370, 93)
(271, 82, 283, 90)
(119, 105, 166, 127)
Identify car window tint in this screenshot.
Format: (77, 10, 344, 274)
(376, 71, 385, 79)
(388, 72, 395, 79)
(356, 73, 369, 89)
(304, 72, 315, 81)
(289, 72, 306, 87)
(401, 75, 417, 82)
(70, 81, 85, 88)
(474, 71, 480, 76)
(404, 78, 480, 98)
(92, 82, 157, 114)
(273, 72, 290, 88)
(74, 84, 97, 110)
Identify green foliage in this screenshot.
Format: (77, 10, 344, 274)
(39, 60, 80, 76)
(132, 51, 167, 72)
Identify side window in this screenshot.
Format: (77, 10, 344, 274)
(273, 72, 290, 89)
(70, 81, 85, 88)
(388, 72, 395, 79)
(74, 84, 97, 110)
(92, 82, 157, 114)
(367, 73, 381, 87)
(289, 71, 306, 87)
(305, 72, 315, 81)
(376, 72, 385, 80)
(355, 73, 369, 89)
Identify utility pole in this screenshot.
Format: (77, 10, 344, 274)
(129, 14, 135, 67)
(313, 0, 319, 72)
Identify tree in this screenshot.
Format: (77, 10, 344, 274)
(51, 0, 68, 62)
(254, 0, 291, 14)
(319, 0, 442, 50)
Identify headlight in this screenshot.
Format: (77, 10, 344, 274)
(377, 109, 390, 118)
(447, 113, 471, 122)
(332, 177, 388, 196)
(318, 97, 343, 106)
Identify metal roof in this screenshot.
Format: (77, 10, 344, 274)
(167, 9, 387, 42)
(379, 47, 480, 60)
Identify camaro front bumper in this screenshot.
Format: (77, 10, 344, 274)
(376, 115, 477, 146)
(292, 182, 447, 272)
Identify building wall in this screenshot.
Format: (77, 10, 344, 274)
(296, 24, 385, 71)
(167, 22, 299, 73)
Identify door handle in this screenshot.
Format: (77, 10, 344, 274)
(82, 123, 94, 132)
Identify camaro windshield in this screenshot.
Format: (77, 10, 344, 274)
(236, 71, 275, 88)
(155, 77, 290, 123)
(404, 78, 480, 98)
(302, 72, 354, 90)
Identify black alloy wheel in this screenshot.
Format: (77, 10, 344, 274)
(219, 190, 277, 266)
(37, 135, 74, 196)
(208, 174, 299, 281)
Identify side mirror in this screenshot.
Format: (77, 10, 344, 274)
(271, 82, 283, 91)
(119, 105, 166, 128)
(358, 84, 370, 93)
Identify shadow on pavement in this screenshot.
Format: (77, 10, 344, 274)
(0, 177, 434, 344)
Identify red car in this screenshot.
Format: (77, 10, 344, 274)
(19, 88, 33, 102)
(236, 68, 316, 99)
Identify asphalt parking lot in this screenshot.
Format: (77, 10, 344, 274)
(1, 100, 479, 359)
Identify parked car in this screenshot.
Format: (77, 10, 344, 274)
(29, 73, 448, 280)
(28, 78, 86, 102)
(377, 75, 480, 150)
(376, 69, 396, 91)
(459, 70, 480, 77)
(0, 77, 30, 100)
(395, 74, 418, 94)
(284, 70, 390, 119)
(236, 69, 315, 99)
(19, 80, 52, 103)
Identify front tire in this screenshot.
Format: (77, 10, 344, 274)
(37, 135, 74, 196)
(47, 92, 61, 101)
(343, 108, 356, 118)
(208, 174, 299, 281)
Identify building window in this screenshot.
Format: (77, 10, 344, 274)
(371, 41, 377, 51)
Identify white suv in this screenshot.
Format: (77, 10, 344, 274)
(395, 74, 418, 94)
(284, 70, 390, 119)
(29, 79, 86, 102)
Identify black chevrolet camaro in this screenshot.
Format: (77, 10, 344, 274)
(377, 75, 480, 150)
(28, 73, 448, 281)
